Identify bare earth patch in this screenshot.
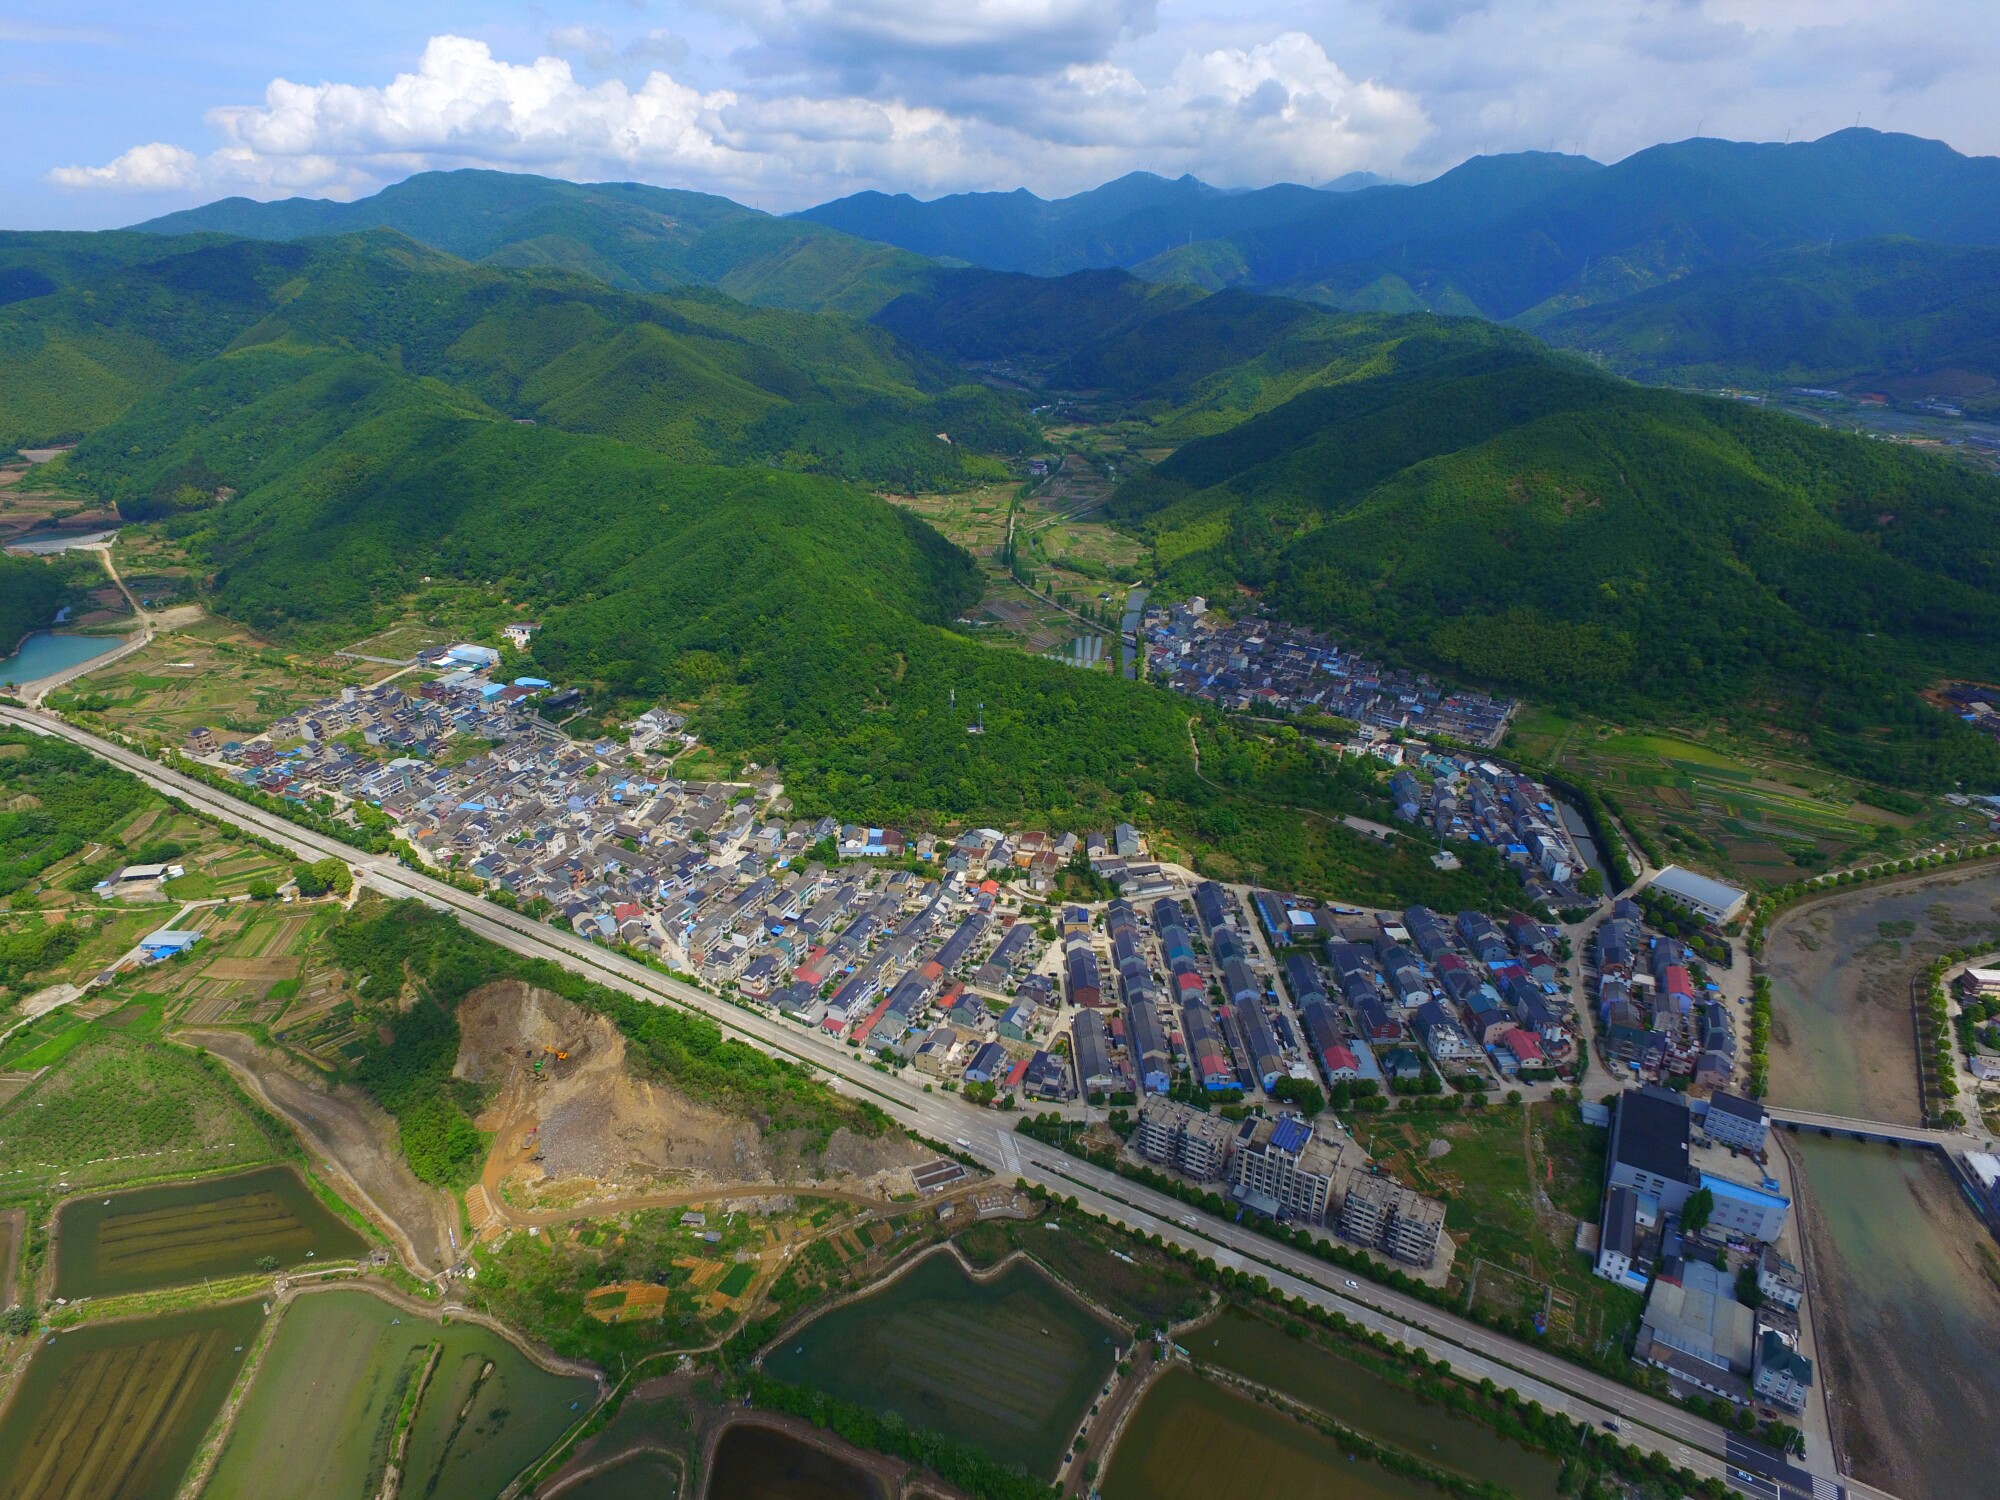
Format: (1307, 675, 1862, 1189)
(455, 980, 926, 1216)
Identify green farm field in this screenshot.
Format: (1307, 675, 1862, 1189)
(1506, 707, 1932, 887)
(49, 612, 365, 743)
(207, 1288, 595, 1500)
(0, 1032, 288, 1198)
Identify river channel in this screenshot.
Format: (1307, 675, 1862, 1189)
(1765, 868, 2000, 1497)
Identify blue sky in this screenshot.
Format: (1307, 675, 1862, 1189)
(7, 0, 1996, 228)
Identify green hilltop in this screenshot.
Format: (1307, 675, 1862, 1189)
(0, 231, 1031, 489)
(134, 168, 933, 317)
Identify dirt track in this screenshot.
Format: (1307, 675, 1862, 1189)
(182, 1027, 458, 1272)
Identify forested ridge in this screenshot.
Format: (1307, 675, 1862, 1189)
(0, 230, 1031, 490)
(0, 225, 1516, 905)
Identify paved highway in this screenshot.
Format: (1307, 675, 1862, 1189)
(0, 704, 1902, 1500)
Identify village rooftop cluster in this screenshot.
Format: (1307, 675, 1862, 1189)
(188, 645, 1590, 1145)
(1141, 598, 1517, 749)
(1386, 755, 1601, 908)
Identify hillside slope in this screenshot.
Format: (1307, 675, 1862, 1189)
(0, 232, 1030, 488)
(1102, 332, 2000, 785)
(1534, 238, 2000, 413)
(877, 264, 2000, 787)
(0, 228, 1493, 905)
(136, 169, 932, 317)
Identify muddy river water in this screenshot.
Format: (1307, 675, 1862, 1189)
(1765, 869, 2000, 1498)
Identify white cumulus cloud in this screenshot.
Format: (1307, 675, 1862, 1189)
(49, 141, 200, 191)
(44, 25, 1428, 208)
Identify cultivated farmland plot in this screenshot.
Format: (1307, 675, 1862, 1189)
(53, 1163, 367, 1298)
(0, 1299, 265, 1500)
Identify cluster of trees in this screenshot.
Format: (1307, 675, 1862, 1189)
(0, 555, 77, 654)
(290, 857, 352, 898)
(0, 730, 152, 900)
(1747, 976, 1772, 1098)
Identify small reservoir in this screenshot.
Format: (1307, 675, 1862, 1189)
(708, 1423, 887, 1500)
(0, 631, 122, 686)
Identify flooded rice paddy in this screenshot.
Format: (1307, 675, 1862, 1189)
(0, 1298, 264, 1500)
(706, 1423, 887, 1500)
(1195, 1307, 1561, 1499)
(205, 1287, 594, 1500)
(1104, 1367, 1454, 1500)
(762, 1249, 1121, 1480)
(54, 1164, 368, 1299)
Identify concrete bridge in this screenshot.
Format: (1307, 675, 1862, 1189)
(1765, 1107, 1955, 1148)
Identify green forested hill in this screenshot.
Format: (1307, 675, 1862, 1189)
(1532, 238, 2000, 412)
(0, 232, 1031, 488)
(0, 227, 1499, 905)
(1105, 336, 2000, 785)
(135, 169, 932, 317)
(0, 555, 72, 654)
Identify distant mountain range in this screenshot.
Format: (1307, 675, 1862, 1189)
(128, 129, 2000, 406)
(801, 130, 2000, 322)
(1535, 237, 2000, 411)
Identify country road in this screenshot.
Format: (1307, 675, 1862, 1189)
(0, 702, 1900, 1500)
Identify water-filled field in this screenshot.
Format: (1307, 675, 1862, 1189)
(54, 1164, 367, 1298)
(1196, 1307, 1561, 1499)
(205, 1288, 595, 1500)
(550, 1451, 684, 1500)
(1103, 1367, 1450, 1500)
(707, 1423, 886, 1500)
(0, 1298, 264, 1500)
(762, 1249, 1122, 1479)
